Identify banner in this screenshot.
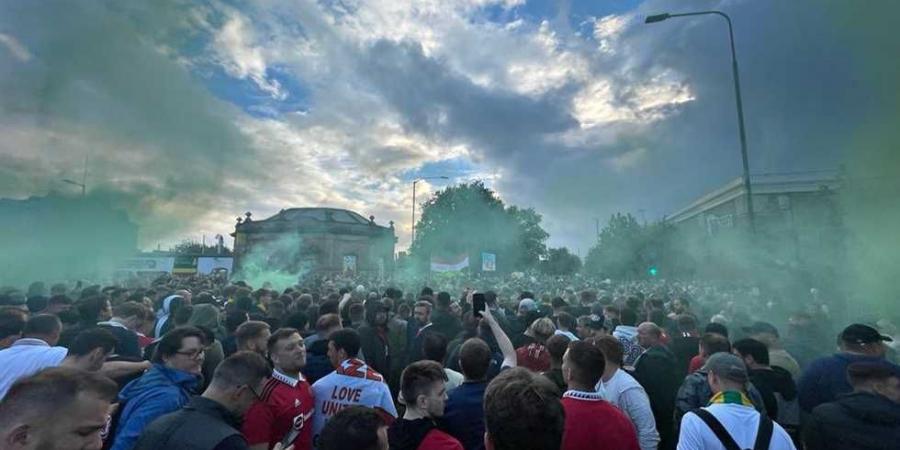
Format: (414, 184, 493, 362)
(430, 254, 469, 272)
(481, 252, 496, 272)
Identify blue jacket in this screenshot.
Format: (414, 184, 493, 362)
(798, 352, 894, 412)
(110, 364, 200, 450)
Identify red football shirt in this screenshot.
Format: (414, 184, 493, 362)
(243, 370, 315, 450)
(560, 390, 640, 450)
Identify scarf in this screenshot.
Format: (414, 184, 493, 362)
(708, 390, 754, 407)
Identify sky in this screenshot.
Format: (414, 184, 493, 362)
(0, 0, 893, 256)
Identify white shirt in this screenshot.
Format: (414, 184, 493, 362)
(677, 403, 796, 450)
(444, 368, 464, 391)
(598, 369, 660, 450)
(554, 330, 579, 341)
(0, 338, 68, 399)
(310, 359, 397, 449)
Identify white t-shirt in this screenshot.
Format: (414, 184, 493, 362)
(0, 339, 68, 399)
(310, 359, 397, 449)
(677, 403, 796, 450)
(444, 368, 464, 391)
(599, 369, 659, 450)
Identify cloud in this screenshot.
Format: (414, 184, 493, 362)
(2, 0, 891, 262)
(0, 33, 31, 62)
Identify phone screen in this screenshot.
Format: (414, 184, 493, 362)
(473, 293, 486, 317)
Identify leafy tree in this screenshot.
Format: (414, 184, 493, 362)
(584, 213, 644, 278)
(411, 181, 548, 272)
(540, 247, 582, 275)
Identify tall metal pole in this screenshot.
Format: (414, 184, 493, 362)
(411, 180, 418, 245)
(645, 11, 755, 233)
(410, 176, 449, 249)
(724, 16, 756, 233)
(81, 155, 88, 197)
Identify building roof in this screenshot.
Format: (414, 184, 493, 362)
(233, 207, 394, 236)
(667, 171, 842, 223)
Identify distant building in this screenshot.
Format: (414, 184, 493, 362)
(231, 208, 396, 276)
(666, 171, 845, 280)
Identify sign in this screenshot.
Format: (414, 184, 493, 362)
(481, 252, 496, 272)
(430, 254, 469, 272)
(118, 257, 175, 273)
(343, 255, 357, 273)
(197, 257, 233, 275)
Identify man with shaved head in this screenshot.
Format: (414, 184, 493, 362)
(633, 322, 679, 450)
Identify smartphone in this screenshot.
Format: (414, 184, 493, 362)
(473, 293, 486, 318)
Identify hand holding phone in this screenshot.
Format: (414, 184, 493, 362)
(472, 292, 486, 318)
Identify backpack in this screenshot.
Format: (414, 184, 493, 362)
(690, 408, 774, 450)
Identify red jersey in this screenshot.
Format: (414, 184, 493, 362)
(560, 390, 640, 450)
(243, 369, 315, 450)
(516, 343, 551, 372)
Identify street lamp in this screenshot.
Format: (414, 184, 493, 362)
(645, 10, 756, 233)
(62, 179, 85, 197)
(411, 176, 449, 245)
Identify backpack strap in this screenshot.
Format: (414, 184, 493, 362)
(690, 409, 742, 450)
(753, 415, 774, 450)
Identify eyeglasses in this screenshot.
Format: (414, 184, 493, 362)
(175, 348, 205, 359)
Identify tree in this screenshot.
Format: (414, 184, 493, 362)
(411, 181, 549, 272)
(540, 247, 582, 275)
(584, 213, 644, 279)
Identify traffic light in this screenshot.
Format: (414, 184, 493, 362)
(648, 266, 658, 277)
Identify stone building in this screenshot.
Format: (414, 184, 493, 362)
(231, 207, 396, 276)
(666, 171, 845, 283)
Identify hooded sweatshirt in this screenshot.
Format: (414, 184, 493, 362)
(388, 418, 462, 450)
(111, 363, 200, 450)
(803, 391, 900, 450)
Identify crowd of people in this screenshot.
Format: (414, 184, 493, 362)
(0, 272, 897, 450)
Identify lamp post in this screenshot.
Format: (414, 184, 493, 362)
(411, 176, 449, 246)
(645, 11, 755, 233)
(62, 179, 85, 197)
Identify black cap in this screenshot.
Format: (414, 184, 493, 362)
(585, 314, 605, 330)
(840, 324, 893, 345)
(742, 321, 779, 338)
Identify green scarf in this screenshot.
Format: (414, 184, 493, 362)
(708, 390, 754, 407)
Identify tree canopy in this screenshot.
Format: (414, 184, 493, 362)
(410, 181, 548, 272)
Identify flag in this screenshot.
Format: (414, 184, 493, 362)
(481, 252, 496, 272)
(430, 254, 469, 272)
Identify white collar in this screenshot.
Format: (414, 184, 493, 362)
(98, 320, 128, 329)
(12, 338, 51, 347)
(272, 369, 305, 387)
(563, 389, 605, 401)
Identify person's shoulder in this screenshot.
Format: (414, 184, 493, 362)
(423, 428, 464, 450)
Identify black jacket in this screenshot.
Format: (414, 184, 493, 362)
(748, 366, 797, 421)
(633, 345, 680, 450)
(358, 324, 390, 377)
(133, 397, 247, 450)
(803, 391, 900, 450)
(302, 339, 334, 384)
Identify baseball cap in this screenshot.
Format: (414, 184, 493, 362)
(742, 321, 779, 337)
(840, 324, 893, 345)
(585, 314, 605, 330)
(518, 298, 538, 312)
(703, 352, 749, 383)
